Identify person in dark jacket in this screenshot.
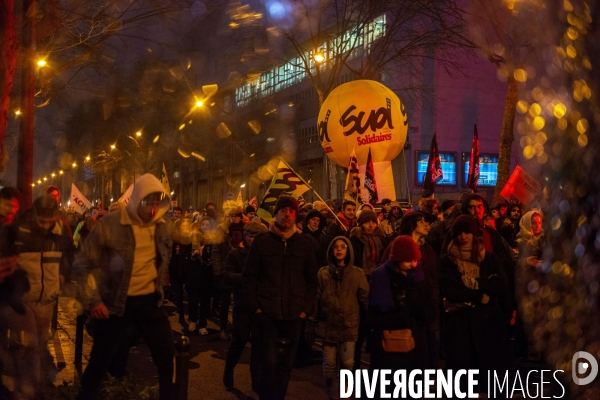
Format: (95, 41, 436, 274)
(302, 208, 327, 272)
(222, 221, 268, 391)
(440, 215, 515, 394)
(497, 203, 522, 249)
(186, 216, 218, 335)
(212, 206, 245, 340)
(241, 195, 318, 400)
(324, 200, 357, 241)
(306, 236, 368, 399)
(440, 194, 516, 321)
(348, 209, 387, 371)
(369, 236, 435, 398)
(398, 212, 440, 368)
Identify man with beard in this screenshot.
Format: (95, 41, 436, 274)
(0, 187, 22, 227)
(325, 200, 357, 242)
(242, 196, 318, 400)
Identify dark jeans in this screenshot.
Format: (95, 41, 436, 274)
(187, 287, 211, 328)
(225, 312, 259, 387)
(78, 294, 175, 400)
(171, 277, 185, 316)
(254, 314, 303, 400)
(220, 289, 232, 331)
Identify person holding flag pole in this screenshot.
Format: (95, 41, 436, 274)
(256, 158, 344, 230)
(421, 132, 443, 199)
(467, 124, 481, 194)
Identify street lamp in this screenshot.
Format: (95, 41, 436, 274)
(110, 144, 116, 150)
(136, 131, 142, 137)
(37, 59, 47, 67)
(314, 51, 325, 63)
(195, 100, 203, 107)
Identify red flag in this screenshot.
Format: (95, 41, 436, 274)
(422, 132, 442, 198)
(467, 124, 480, 192)
(364, 148, 378, 205)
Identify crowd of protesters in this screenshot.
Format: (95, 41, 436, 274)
(0, 173, 547, 400)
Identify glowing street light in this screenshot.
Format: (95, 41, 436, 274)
(37, 180, 41, 184)
(37, 59, 47, 67)
(43, 177, 47, 181)
(14, 110, 21, 116)
(136, 131, 142, 137)
(110, 144, 116, 150)
(72, 162, 77, 168)
(195, 100, 203, 107)
(240, 183, 246, 188)
(51, 173, 55, 177)
(313, 51, 325, 63)
(59, 170, 63, 175)
(85, 156, 91, 162)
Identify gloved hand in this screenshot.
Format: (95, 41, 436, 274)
(305, 319, 317, 347)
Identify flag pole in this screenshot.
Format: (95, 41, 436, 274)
(279, 158, 347, 231)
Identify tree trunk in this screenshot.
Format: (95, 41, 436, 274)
(493, 75, 519, 206)
(17, 0, 36, 207)
(0, 0, 18, 158)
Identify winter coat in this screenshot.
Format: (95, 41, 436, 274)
(311, 236, 369, 343)
(73, 174, 173, 316)
(185, 244, 213, 289)
(241, 226, 318, 321)
(223, 245, 251, 313)
(212, 235, 233, 289)
(302, 209, 327, 268)
(439, 245, 514, 374)
(0, 209, 72, 305)
(368, 260, 434, 372)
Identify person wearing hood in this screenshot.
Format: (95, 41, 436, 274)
(368, 236, 435, 387)
(0, 194, 70, 398)
(379, 201, 403, 236)
(73, 173, 175, 400)
(212, 206, 245, 340)
(514, 210, 545, 360)
(305, 236, 368, 399)
(241, 195, 318, 400)
(439, 215, 515, 394)
(222, 221, 268, 391)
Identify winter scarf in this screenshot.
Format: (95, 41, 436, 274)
(336, 211, 353, 230)
(447, 239, 486, 290)
(350, 226, 385, 275)
(269, 221, 298, 240)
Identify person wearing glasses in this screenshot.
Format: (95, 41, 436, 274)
(73, 173, 175, 400)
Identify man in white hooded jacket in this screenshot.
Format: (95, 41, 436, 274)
(73, 173, 175, 400)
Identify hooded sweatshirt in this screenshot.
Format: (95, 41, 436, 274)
(123, 173, 172, 296)
(311, 236, 369, 342)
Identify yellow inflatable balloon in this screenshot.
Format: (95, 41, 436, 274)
(317, 80, 408, 166)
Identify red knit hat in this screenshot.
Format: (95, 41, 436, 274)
(389, 235, 421, 263)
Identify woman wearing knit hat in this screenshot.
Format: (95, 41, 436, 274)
(368, 236, 435, 379)
(348, 208, 387, 371)
(440, 215, 515, 393)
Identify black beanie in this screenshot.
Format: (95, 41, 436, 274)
(451, 215, 481, 238)
(274, 195, 299, 216)
(357, 209, 378, 226)
(244, 205, 256, 215)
